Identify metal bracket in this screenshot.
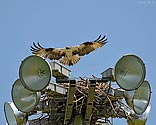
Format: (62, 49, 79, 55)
(64, 79, 76, 125)
(85, 79, 96, 125)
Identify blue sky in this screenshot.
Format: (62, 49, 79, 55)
(0, 0, 156, 124)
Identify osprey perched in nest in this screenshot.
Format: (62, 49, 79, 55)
(30, 35, 107, 66)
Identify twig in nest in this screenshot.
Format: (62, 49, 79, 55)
(106, 96, 118, 116)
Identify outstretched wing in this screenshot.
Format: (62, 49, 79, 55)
(77, 35, 107, 56)
(30, 42, 65, 60)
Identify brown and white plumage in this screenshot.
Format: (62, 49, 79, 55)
(30, 35, 107, 66)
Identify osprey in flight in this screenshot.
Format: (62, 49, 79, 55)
(30, 35, 107, 66)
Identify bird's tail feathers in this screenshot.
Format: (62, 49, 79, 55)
(60, 55, 80, 66)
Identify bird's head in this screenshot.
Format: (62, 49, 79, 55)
(65, 46, 71, 49)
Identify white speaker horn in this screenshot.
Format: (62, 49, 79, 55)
(4, 102, 28, 125)
(19, 55, 51, 91)
(12, 79, 41, 113)
(125, 81, 151, 115)
(127, 105, 150, 125)
(114, 54, 146, 90)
